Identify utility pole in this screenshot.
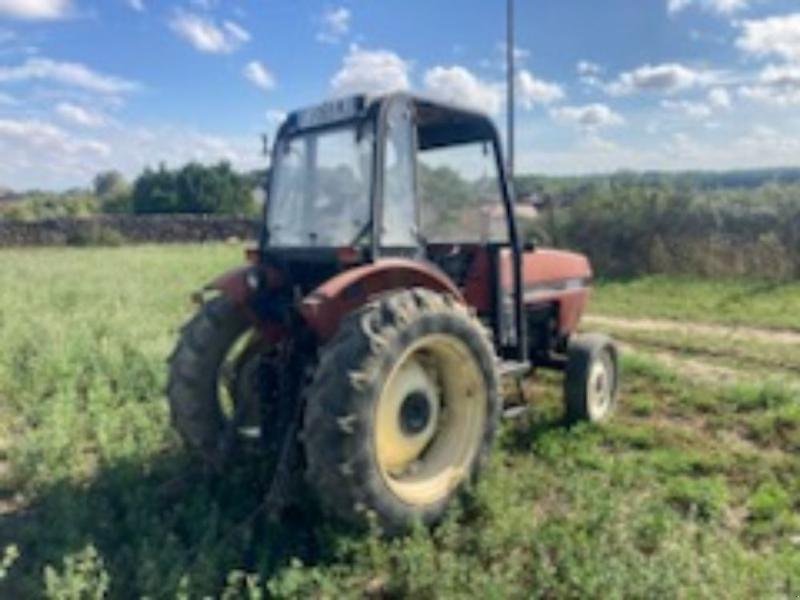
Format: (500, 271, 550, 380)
(506, 0, 515, 182)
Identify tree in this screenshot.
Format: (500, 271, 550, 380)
(93, 170, 128, 198)
(131, 162, 254, 215)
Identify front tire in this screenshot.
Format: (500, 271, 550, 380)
(302, 289, 500, 533)
(564, 333, 619, 424)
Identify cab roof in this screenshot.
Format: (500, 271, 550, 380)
(283, 93, 500, 151)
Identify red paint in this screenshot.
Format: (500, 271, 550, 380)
(300, 258, 463, 340)
(499, 248, 592, 335)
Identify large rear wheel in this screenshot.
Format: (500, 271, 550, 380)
(302, 289, 500, 533)
(167, 296, 268, 467)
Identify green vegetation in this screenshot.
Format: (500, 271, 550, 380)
(0, 245, 798, 597)
(132, 162, 258, 216)
(518, 171, 800, 280)
(592, 276, 800, 331)
(1, 163, 264, 222)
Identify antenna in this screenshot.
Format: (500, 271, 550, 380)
(506, 0, 515, 182)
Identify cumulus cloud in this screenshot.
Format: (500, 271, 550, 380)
(708, 87, 732, 109)
(423, 65, 503, 114)
(330, 45, 410, 96)
(661, 88, 732, 119)
(517, 69, 564, 108)
(243, 61, 275, 91)
(667, 0, 749, 16)
(169, 11, 250, 54)
(660, 99, 713, 119)
(606, 63, 711, 95)
(739, 64, 800, 106)
(55, 102, 109, 127)
(0, 118, 264, 190)
(0, 0, 71, 20)
(0, 57, 139, 94)
(317, 6, 350, 44)
(737, 13, 800, 64)
(550, 103, 625, 130)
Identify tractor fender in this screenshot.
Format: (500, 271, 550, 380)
(200, 265, 254, 307)
(300, 258, 464, 341)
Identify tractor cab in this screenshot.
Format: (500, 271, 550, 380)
(264, 93, 527, 359)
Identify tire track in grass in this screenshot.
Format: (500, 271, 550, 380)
(585, 315, 800, 347)
(584, 315, 800, 387)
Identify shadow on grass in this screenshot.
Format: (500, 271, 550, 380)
(0, 451, 339, 598)
(501, 404, 566, 455)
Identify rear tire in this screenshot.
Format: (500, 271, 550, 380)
(302, 289, 500, 533)
(564, 333, 619, 424)
(167, 296, 251, 467)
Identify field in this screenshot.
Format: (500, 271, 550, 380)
(1, 245, 798, 598)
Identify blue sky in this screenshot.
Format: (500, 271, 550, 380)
(0, 0, 799, 189)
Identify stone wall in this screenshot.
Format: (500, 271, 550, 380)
(0, 215, 259, 247)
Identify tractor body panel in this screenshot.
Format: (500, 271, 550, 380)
(500, 248, 592, 335)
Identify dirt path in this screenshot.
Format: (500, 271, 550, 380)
(585, 315, 800, 387)
(584, 315, 800, 346)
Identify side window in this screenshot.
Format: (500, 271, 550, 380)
(418, 142, 508, 244)
(382, 102, 417, 247)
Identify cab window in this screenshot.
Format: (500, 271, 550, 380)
(418, 142, 507, 244)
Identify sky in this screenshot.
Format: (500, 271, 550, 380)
(0, 0, 800, 190)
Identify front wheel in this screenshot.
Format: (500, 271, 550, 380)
(302, 289, 500, 533)
(564, 333, 619, 424)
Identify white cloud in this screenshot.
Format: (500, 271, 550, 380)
(330, 45, 410, 96)
(0, 58, 139, 94)
(737, 13, 800, 64)
(0, 118, 264, 190)
(55, 102, 108, 127)
(577, 60, 601, 77)
(707, 87, 731, 109)
(266, 109, 286, 124)
(661, 99, 713, 119)
(243, 60, 275, 91)
(169, 11, 250, 54)
(517, 69, 564, 107)
(550, 103, 625, 130)
(126, 0, 144, 11)
(223, 20, 250, 44)
(0, 0, 70, 20)
(739, 63, 800, 106)
(661, 88, 732, 119)
(423, 65, 503, 114)
(606, 63, 711, 95)
(317, 6, 350, 44)
(668, 0, 749, 16)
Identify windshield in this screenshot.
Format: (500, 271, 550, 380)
(267, 123, 373, 247)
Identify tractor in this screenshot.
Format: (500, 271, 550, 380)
(167, 93, 618, 532)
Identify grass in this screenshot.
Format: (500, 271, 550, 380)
(592, 275, 800, 331)
(0, 246, 798, 597)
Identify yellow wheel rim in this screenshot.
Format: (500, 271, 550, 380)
(375, 333, 488, 507)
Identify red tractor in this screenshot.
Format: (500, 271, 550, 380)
(168, 94, 618, 532)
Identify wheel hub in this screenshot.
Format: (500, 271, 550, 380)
(399, 391, 434, 436)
